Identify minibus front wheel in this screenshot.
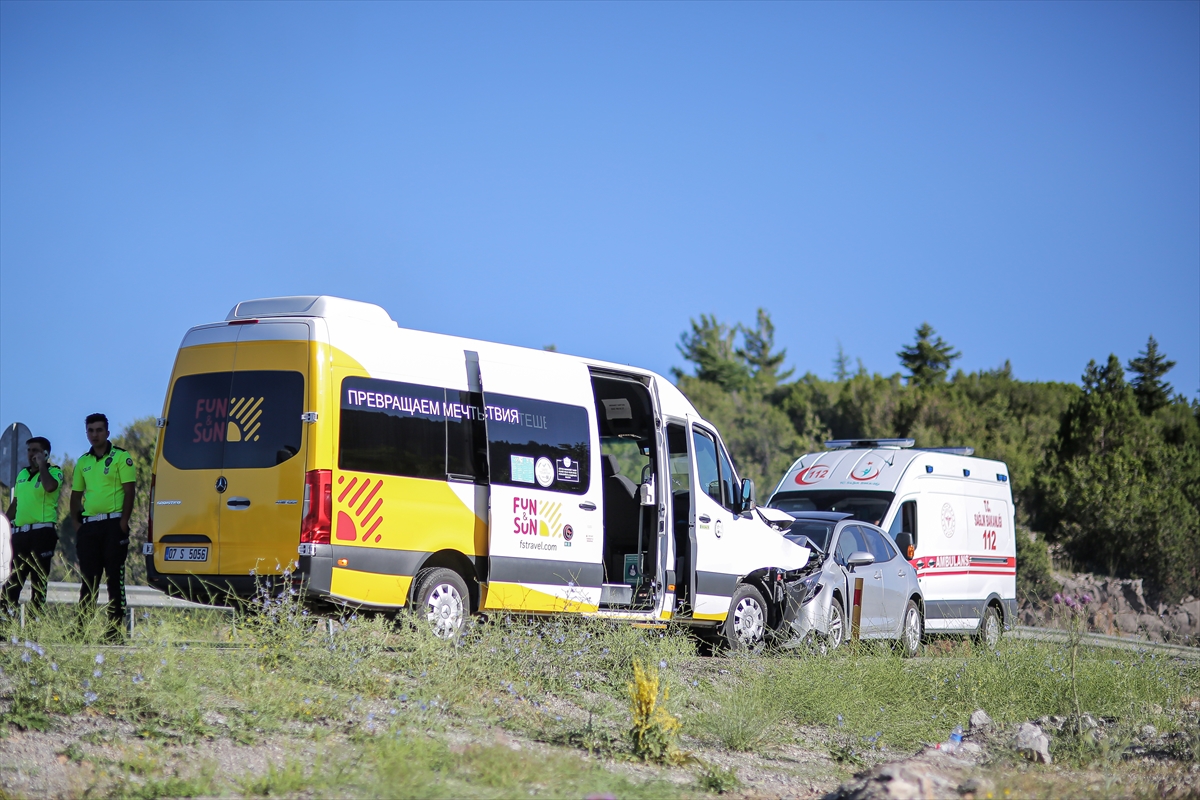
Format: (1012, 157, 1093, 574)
(412, 567, 469, 639)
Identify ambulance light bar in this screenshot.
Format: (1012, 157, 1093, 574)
(824, 439, 915, 450)
(920, 447, 975, 456)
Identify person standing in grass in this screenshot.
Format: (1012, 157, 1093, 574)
(70, 413, 135, 641)
(2, 436, 63, 618)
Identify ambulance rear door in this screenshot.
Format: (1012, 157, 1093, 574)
(478, 356, 604, 613)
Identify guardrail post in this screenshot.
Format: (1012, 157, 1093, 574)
(19, 602, 25, 630)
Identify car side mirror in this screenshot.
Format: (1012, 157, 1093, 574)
(846, 551, 875, 568)
(894, 532, 914, 560)
(740, 479, 756, 513)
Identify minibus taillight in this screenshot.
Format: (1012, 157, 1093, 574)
(300, 469, 333, 544)
(147, 474, 156, 543)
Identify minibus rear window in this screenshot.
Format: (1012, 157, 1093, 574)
(485, 393, 590, 494)
(162, 371, 304, 470)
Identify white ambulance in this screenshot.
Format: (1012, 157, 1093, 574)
(767, 440, 1016, 646)
(145, 295, 811, 649)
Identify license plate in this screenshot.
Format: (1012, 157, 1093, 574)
(164, 546, 208, 562)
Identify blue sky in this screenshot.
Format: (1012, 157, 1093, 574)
(2, 2, 1197, 460)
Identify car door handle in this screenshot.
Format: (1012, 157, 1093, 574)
(578, 502, 597, 511)
(226, 497, 250, 509)
(698, 514, 711, 524)
(897, 569, 907, 577)
(873, 570, 882, 580)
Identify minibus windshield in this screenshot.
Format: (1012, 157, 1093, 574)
(770, 490, 895, 528)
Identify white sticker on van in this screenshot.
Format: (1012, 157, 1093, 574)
(535, 457, 555, 487)
(511, 455, 535, 483)
(602, 399, 632, 420)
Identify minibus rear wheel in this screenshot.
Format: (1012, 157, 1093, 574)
(412, 567, 469, 639)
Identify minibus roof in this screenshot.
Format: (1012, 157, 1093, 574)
(215, 295, 701, 421)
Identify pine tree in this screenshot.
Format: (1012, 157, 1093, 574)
(897, 323, 961, 388)
(833, 341, 850, 382)
(736, 309, 793, 389)
(674, 314, 749, 391)
(1127, 335, 1176, 415)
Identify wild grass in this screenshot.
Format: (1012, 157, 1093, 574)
(1, 591, 1197, 796)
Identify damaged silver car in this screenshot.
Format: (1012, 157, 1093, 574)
(778, 512, 924, 656)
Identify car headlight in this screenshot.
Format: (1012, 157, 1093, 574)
(800, 572, 823, 604)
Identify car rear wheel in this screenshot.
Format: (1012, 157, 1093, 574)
(723, 584, 768, 652)
(411, 567, 469, 639)
(976, 604, 1002, 650)
(899, 600, 922, 658)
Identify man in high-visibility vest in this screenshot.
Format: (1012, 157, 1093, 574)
(70, 413, 135, 640)
(2, 436, 63, 617)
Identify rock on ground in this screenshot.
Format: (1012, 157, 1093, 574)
(1013, 722, 1052, 764)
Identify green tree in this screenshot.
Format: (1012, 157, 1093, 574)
(736, 309, 793, 390)
(114, 417, 158, 586)
(1039, 355, 1200, 603)
(674, 314, 749, 391)
(1127, 335, 1176, 415)
(897, 323, 961, 388)
(833, 342, 850, 382)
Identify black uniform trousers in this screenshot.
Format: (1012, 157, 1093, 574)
(1, 526, 58, 616)
(76, 517, 128, 625)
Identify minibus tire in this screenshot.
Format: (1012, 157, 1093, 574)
(412, 567, 469, 640)
(723, 584, 768, 652)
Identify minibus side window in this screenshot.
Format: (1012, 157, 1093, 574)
(339, 377, 447, 480)
(163, 372, 235, 470)
(716, 439, 739, 513)
(446, 390, 488, 481)
(485, 393, 590, 494)
(692, 429, 721, 504)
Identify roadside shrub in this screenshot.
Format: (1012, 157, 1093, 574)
(1016, 526, 1059, 601)
(627, 659, 685, 764)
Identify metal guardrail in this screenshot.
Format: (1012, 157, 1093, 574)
(1010, 624, 1200, 660)
(10, 581, 231, 633)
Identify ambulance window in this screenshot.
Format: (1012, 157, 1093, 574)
(887, 500, 918, 547)
(485, 393, 590, 494)
(162, 372, 234, 470)
(339, 377, 446, 480)
(692, 429, 721, 504)
(162, 370, 304, 470)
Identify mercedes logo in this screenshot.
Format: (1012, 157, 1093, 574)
(215, 476, 227, 493)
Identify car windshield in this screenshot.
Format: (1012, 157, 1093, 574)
(784, 520, 835, 552)
(771, 490, 895, 528)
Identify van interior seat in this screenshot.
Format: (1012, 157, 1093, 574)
(602, 455, 641, 581)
